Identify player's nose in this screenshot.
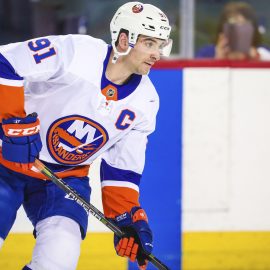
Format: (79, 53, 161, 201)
(151, 50, 161, 62)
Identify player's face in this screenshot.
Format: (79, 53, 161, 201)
(128, 36, 166, 75)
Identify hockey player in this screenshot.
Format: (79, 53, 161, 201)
(0, 2, 172, 270)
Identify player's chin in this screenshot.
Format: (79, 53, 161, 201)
(138, 64, 152, 75)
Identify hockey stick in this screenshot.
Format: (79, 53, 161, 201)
(33, 159, 170, 270)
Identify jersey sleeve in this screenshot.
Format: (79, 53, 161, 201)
(0, 52, 25, 120)
(0, 35, 75, 121)
(100, 96, 159, 218)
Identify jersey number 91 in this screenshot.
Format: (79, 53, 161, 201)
(28, 38, 56, 64)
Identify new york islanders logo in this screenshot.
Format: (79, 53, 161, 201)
(47, 115, 109, 165)
(132, 4, 143, 13)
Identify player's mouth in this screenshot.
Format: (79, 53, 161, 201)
(144, 62, 154, 67)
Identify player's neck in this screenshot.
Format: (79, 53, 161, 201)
(105, 53, 133, 85)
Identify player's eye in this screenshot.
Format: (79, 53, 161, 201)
(144, 41, 154, 48)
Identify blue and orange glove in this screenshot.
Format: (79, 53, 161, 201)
(2, 113, 42, 170)
(113, 207, 153, 270)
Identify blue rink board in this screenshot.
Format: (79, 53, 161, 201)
(128, 69, 183, 270)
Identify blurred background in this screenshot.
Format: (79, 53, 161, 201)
(1, 0, 270, 57)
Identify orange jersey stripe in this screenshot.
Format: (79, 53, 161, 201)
(102, 186, 140, 218)
(0, 84, 25, 121)
(0, 149, 90, 180)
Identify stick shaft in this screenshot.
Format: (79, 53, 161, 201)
(34, 159, 122, 235)
(33, 159, 170, 270)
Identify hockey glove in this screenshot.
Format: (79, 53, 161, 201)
(2, 113, 42, 170)
(113, 207, 153, 270)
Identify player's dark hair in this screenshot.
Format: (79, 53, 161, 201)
(115, 29, 129, 47)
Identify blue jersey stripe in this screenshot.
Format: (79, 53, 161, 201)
(0, 53, 23, 81)
(100, 159, 141, 186)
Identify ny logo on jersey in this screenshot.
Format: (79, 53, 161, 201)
(47, 115, 108, 165)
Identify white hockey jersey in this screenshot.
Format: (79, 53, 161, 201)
(0, 35, 159, 216)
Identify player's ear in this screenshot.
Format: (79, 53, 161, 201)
(117, 32, 129, 52)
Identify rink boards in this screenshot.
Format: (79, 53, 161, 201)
(3, 60, 270, 270)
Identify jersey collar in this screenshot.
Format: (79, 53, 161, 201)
(101, 45, 142, 101)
